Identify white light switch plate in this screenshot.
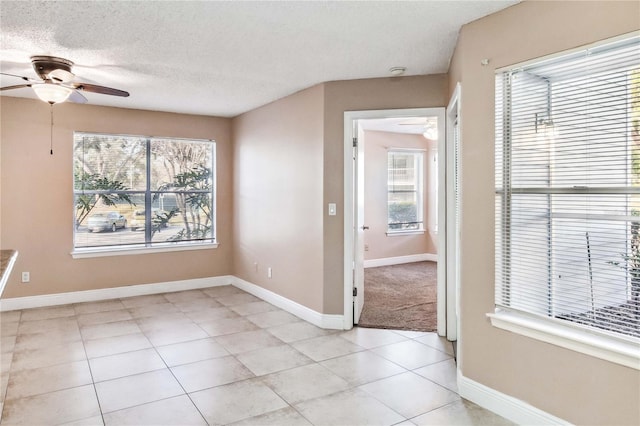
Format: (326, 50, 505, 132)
(328, 203, 337, 216)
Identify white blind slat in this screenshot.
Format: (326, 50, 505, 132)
(495, 35, 640, 340)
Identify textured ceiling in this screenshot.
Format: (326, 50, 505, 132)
(0, 1, 518, 117)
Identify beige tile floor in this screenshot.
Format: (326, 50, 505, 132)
(0, 286, 513, 425)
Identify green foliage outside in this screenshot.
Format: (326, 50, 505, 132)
(74, 173, 135, 229)
(158, 165, 213, 241)
(388, 202, 419, 230)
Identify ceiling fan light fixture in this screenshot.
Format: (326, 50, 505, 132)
(32, 83, 73, 104)
(389, 66, 406, 76)
(423, 128, 438, 140)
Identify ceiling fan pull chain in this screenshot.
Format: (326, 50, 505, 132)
(50, 104, 54, 155)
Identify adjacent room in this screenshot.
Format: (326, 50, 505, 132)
(356, 116, 440, 332)
(1, 1, 638, 425)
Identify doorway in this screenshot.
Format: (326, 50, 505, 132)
(343, 107, 452, 338)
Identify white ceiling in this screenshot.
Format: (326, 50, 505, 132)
(359, 116, 439, 136)
(0, 1, 518, 118)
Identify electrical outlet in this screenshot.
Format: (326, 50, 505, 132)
(254, 262, 258, 272)
(21, 272, 30, 283)
(364, 244, 369, 251)
(267, 267, 272, 279)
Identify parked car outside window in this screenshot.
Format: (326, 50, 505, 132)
(87, 212, 127, 232)
(129, 209, 170, 231)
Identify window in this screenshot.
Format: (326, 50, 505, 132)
(73, 133, 216, 254)
(494, 35, 640, 349)
(388, 150, 424, 233)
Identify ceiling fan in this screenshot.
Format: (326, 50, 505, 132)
(0, 56, 129, 104)
(398, 118, 439, 139)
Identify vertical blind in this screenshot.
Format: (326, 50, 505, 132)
(495, 35, 640, 339)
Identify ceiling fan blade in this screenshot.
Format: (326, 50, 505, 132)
(0, 83, 32, 91)
(72, 82, 129, 97)
(68, 90, 88, 104)
(0, 72, 37, 82)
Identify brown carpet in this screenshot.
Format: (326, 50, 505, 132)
(358, 261, 437, 332)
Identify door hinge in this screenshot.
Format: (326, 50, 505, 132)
(353, 137, 358, 148)
(353, 287, 358, 297)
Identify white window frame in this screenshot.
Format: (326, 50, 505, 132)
(71, 132, 218, 258)
(386, 149, 425, 235)
(489, 33, 640, 370)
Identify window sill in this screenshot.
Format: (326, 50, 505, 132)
(487, 309, 640, 370)
(386, 230, 425, 237)
(71, 241, 219, 259)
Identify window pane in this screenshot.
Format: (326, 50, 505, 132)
(150, 192, 214, 242)
(150, 139, 213, 191)
(495, 36, 640, 339)
(74, 134, 147, 191)
(74, 194, 144, 248)
(73, 133, 216, 251)
(388, 192, 419, 230)
(388, 151, 423, 231)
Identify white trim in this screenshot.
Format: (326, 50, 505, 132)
(444, 82, 461, 341)
(71, 242, 219, 258)
(0, 275, 346, 330)
(495, 31, 640, 73)
(230, 277, 344, 329)
(458, 372, 571, 426)
(488, 309, 640, 370)
(0, 276, 233, 312)
(364, 253, 437, 268)
(0, 251, 18, 298)
(385, 230, 425, 237)
(344, 108, 445, 330)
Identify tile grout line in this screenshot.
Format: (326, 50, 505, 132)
(3, 287, 469, 425)
(74, 303, 107, 426)
(1, 311, 22, 422)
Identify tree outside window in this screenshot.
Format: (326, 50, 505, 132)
(73, 133, 215, 251)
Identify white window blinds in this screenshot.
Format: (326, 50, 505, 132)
(495, 35, 640, 339)
(388, 150, 424, 232)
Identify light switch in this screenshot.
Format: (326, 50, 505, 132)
(328, 203, 337, 216)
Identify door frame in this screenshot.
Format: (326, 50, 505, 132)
(343, 107, 446, 331)
(446, 83, 461, 341)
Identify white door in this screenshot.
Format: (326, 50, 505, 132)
(353, 122, 366, 323)
(445, 84, 462, 341)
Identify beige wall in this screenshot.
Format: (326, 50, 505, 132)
(323, 75, 448, 313)
(0, 97, 233, 298)
(232, 85, 325, 312)
(450, 1, 640, 424)
(231, 75, 447, 314)
(362, 130, 436, 261)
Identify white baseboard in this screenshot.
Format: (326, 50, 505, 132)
(0, 275, 346, 331)
(364, 253, 437, 268)
(457, 372, 570, 425)
(230, 277, 344, 330)
(0, 276, 233, 312)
